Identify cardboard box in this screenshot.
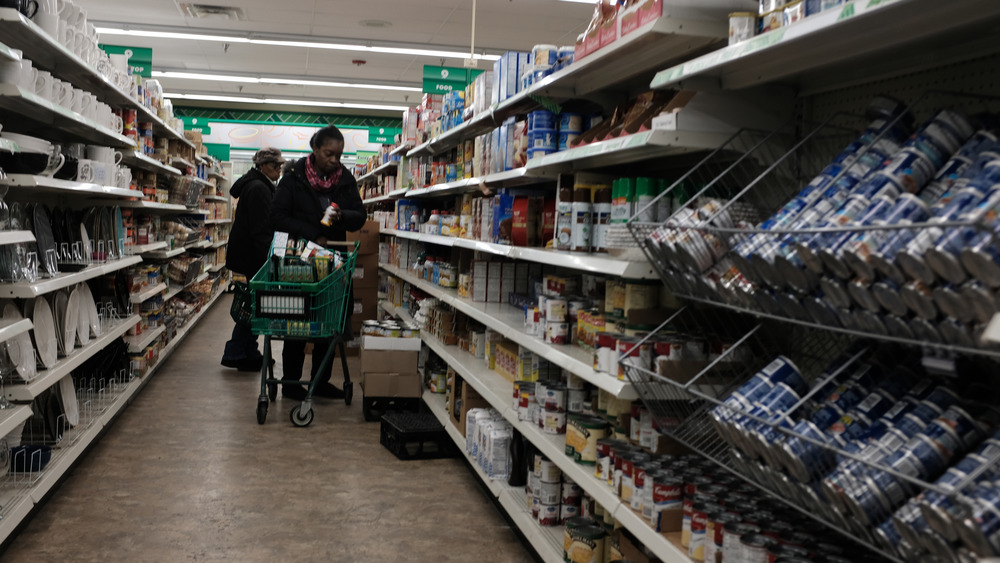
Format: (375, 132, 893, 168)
(449, 375, 491, 436)
(362, 348, 418, 375)
(353, 287, 378, 320)
(353, 253, 379, 289)
(361, 372, 422, 398)
(361, 335, 423, 351)
(346, 219, 380, 255)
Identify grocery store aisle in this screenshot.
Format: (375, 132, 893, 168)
(3, 294, 535, 562)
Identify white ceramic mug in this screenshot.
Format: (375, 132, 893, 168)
(39, 150, 65, 177)
(76, 158, 94, 183)
(115, 166, 131, 189)
(70, 88, 91, 114)
(85, 145, 122, 167)
(65, 142, 84, 159)
(110, 114, 123, 134)
(91, 161, 107, 185)
(34, 70, 53, 101)
(35, 10, 59, 38)
(83, 92, 98, 120)
(55, 79, 73, 107)
(18, 59, 37, 93)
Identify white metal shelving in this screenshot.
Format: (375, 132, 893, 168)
(120, 151, 181, 177)
(381, 229, 656, 279)
(211, 239, 229, 249)
(4, 314, 139, 401)
(381, 263, 636, 400)
(650, 0, 1000, 94)
(125, 241, 168, 255)
(129, 282, 167, 304)
(0, 318, 32, 345)
(0, 255, 142, 298)
(362, 188, 408, 205)
(1, 174, 143, 199)
(142, 247, 186, 259)
(204, 218, 231, 225)
(357, 160, 398, 184)
(203, 195, 228, 203)
(0, 83, 135, 149)
(125, 325, 165, 353)
(420, 333, 690, 563)
(208, 263, 226, 273)
(119, 200, 189, 213)
(422, 390, 564, 563)
(0, 231, 34, 246)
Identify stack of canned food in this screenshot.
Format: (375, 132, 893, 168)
(645, 98, 1000, 350)
(526, 453, 584, 528)
(360, 319, 420, 339)
(709, 353, 1000, 560)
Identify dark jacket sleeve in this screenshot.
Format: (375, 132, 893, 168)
(271, 178, 322, 242)
(330, 175, 367, 234)
(242, 181, 275, 266)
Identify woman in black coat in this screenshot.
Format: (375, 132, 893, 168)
(222, 148, 285, 371)
(270, 125, 366, 400)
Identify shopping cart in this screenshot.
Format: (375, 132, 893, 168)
(233, 241, 358, 427)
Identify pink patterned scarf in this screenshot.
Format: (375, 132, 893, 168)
(305, 153, 342, 191)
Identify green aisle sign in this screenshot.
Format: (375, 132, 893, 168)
(422, 65, 483, 94)
(368, 127, 402, 144)
(180, 116, 212, 134)
(99, 44, 153, 78)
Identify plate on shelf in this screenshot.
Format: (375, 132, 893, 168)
(53, 290, 68, 355)
(2, 301, 36, 382)
(65, 288, 81, 354)
(58, 376, 79, 427)
(76, 286, 90, 346)
(32, 205, 58, 277)
(114, 206, 124, 257)
(31, 297, 58, 368)
(78, 282, 101, 337)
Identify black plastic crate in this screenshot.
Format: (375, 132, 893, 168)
(379, 412, 455, 461)
(362, 396, 422, 422)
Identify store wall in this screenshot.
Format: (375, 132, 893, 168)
(200, 122, 382, 155)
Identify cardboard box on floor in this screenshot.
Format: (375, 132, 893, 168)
(449, 375, 490, 436)
(360, 348, 420, 398)
(346, 220, 380, 255)
(361, 348, 418, 374)
(352, 253, 379, 289)
(353, 287, 378, 320)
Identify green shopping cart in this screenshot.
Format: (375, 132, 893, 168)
(232, 241, 359, 427)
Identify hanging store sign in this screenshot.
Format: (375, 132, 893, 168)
(368, 127, 401, 144)
(99, 44, 153, 78)
(422, 65, 483, 94)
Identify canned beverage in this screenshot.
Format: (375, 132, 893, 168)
(900, 279, 938, 319)
(882, 147, 937, 193)
(819, 276, 852, 309)
(956, 482, 1000, 557)
(845, 277, 881, 312)
(909, 317, 944, 343)
(758, 356, 808, 392)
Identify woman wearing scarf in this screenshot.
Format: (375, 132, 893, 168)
(270, 125, 366, 401)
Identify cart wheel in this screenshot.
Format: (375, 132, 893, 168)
(267, 383, 278, 402)
(290, 405, 314, 427)
(344, 381, 353, 406)
(256, 399, 268, 425)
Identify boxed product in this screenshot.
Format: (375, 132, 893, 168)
(450, 376, 491, 436)
(352, 253, 379, 289)
(362, 372, 421, 398)
(492, 191, 515, 245)
(511, 196, 541, 247)
(346, 219, 380, 254)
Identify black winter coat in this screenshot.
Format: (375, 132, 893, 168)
(270, 156, 366, 242)
(225, 167, 276, 277)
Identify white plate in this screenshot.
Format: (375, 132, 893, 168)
(65, 288, 80, 354)
(59, 376, 79, 427)
(2, 303, 36, 382)
(31, 297, 58, 368)
(78, 283, 101, 337)
(75, 285, 90, 346)
(53, 291, 68, 355)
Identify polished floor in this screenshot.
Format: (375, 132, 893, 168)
(3, 294, 535, 562)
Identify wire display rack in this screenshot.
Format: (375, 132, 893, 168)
(621, 92, 1000, 561)
(629, 91, 1000, 360)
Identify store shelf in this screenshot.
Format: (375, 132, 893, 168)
(0, 137, 20, 153)
(204, 218, 231, 225)
(208, 263, 226, 273)
(0, 318, 32, 345)
(362, 188, 409, 205)
(4, 314, 139, 402)
(0, 231, 35, 246)
(378, 300, 414, 325)
(421, 336, 689, 563)
(129, 282, 167, 304)
(0, 255, 141, 298)
(211, 239, 229, 249)
(187, 240, 212, 249)
(0, 39, 19, 62)
(119, 200, 189, 213)
(203, 195, 228, 203)
(191, 176, 212, 189)
(143, 247, 186, 260)
(524, 129, 728, 176)
(357, 160, 399, 184)
(0, 404, 32, 442)
(1, 174, 143, 199)
(170, 157, 194, 171)
(125, 241, 168, 255)
(650, 0, 1000, 94)
(423, 390, 564, 563)
(125, 325, 165, 353)
(406, 168, 552, 199)
(380, 229, 656, 279)
(120, 151, 181, 176)
(208, 171, 226, 182)
(0, 84, 136, 149)
(382, 263, 636, 400)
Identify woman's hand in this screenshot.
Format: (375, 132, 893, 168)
(316, 236, 328, 246)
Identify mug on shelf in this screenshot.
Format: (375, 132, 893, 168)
(33, 0, 59, 38)
(54, 79, 73, 107)
(17, 59, 37, 93)
(70, 88, 92, 115)
(0, 0, 38, 18)
(85, 145, 122, 167)
(0, 49, 23, 84)
(33, 69, 53, 101)
(38, 148, 65, 177)
(76, 158, 95, 183)
(115, 166, 131, 189)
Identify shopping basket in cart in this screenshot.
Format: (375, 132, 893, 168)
(246, 240, 359, 427)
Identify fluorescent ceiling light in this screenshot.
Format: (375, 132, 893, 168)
(152, 71, 421, 92)
(164, 92, 410, 112)
(97, 26, 501, 61)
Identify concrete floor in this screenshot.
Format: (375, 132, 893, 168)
(2, 294, 535, 562)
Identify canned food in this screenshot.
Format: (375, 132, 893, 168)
(566, 524, 606, 563)
(819, 276, 852, 309)
(543, 410, 566, 435)
(740, 532, 778, 562)
(705, 511, 740, 563)
(567, 415, 609, 465)
(652, 472, 684, 531)
(538, 502, 560, 526)
(690, 501, 724, 560)
(723, 522, 761, 562)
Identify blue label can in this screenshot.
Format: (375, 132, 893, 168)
(934, 405, 985, 452)
(758, 356, 808, 393)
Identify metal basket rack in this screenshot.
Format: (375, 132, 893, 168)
(628, 91, 1000, 360)
(620, 91, 1000, 561)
